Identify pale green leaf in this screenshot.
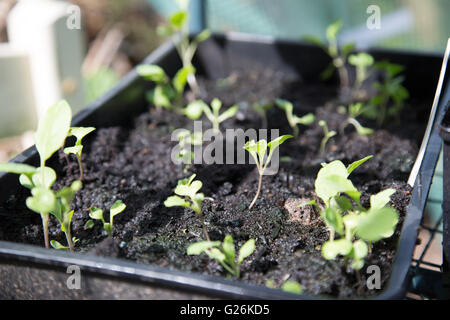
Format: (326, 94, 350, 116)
(89, 207, 104, 221)
(238, 238, 255, 264)
(222, 235, 235, 263)
(26, 187, 56, 214)
(185, 100, 207, 120)
(346, 155, 373, 175)
(0, 163, 36, 175)
(35, 100, 72, 164)
(164, 195, 190, 208)
(217, 105, 238, 123)
(137, 64, 167, 82)
(281, 281, 303, 294)
(356, 207, 399, 242)
(32, 166, 57, 189)
(110, 200, 126, 218)
(187, 241, 221, 255)
(321, 239, 352, 260)
(50, 240, 69, 250)
(370, 188, 396, 210)
(173, 65, 195, 93)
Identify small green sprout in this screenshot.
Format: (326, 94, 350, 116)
(275, 99, 315, 137)
(86, 200, 126, 237)
(0, 100, 72, 248)
(304, 156, 399, 270)
(164, 174, 210, 240)
(175, 129, 203, 172)
(340, 103, 374, 136)
(318, 120, 336, 153)
(64, 127, 95, 181)
(348, 52, 374, 94)
(186, 98, 239, 134)
(50, 180, 82, 251)
(243, 135, 293, 209)
(187, 235, 255, 278)
(281, 281, 303, 295)
(156, 0, 211, 97)
(252, 101, 274, 128)
(137, 64, 194, 111)
(304, 20, 355, 88)
(368, 61, 409, 125)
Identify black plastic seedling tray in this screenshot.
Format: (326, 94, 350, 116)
(0, 33, 446, 299)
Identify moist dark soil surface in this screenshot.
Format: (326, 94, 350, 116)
(0, 67, 426, 298)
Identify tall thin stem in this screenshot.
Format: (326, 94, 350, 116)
(249, 173, 263, 209)
(77, 155, 83, 181)
(199, 214, 210, 241)
(41, 213, 49, 249)
(65, 228, 74, 252)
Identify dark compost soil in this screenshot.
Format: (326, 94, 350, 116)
(0, 66, 427, 298)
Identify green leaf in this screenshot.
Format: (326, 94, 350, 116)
(320, 63, 336, 80)
(137, 64, 167, 82)
(352, 240, 368, 260)
(84, 219, 95, 229)
(316, 175, 358, 205)
(194, 29, 211, 43)
(302, 35, 323, 47)
(110, 200, 126, 218)
(267, 135, 293, 153)
(348, 52, 374, 67)
(346, 155, 373, 175)
(370, 188, 396, 210)
(187, 241, 221, 255)
(62, 210, 75, 232)
(341, 42, 355, 57)
(152, 84, 172, 109)
(26, 187, 56, 214)
(19, 174, 34, 189)
(63, 145, 82, 156)
(211, 98, 222, 113)
(173, 65, 195, 93)
(169, 11, 187, 29)
(206, 247, 226, 262)
(296, 113, 315, 125)
(0, 163, 36, 175)
(68, 127, 96, 144)
(185, 100, 207, 120)
(281, 281, 303, 294)
(238, 238, 255, 264)
(275, 99, 293, 113)
(255, 140, 268, 162)
(217, 105, 239, 123)
(35, 100, 72, 165)
(222, 235, 235, 263)
(326, 20, 342, 42)
(164, 195, 190, 208)
(89, 207, 104, 221)
(332, 196, 353, 212)
(32, 166, 57, 189)
(50, 240, 69, 250)
(350, 258, 365, 270)
(356, 207, 399, 242)
(156, 25, 174, 37)
(320, 207, 344, 235)
(354, 124, 374, 136)
(321, 239, 352, 260)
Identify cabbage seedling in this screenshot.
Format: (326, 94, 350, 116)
(243, 135, 293, 209)
(318, 120, 336, 153)
(137, 64, 194, 111)
(304, 20, 355, 88)
(64, 127, 96, 181)
(275, 99, 315, 137)
(164, 174, 210, 240)
(50, 180, 82, 251)
(369, 61, 409, 125)
(0, 100, 72, 248)
(86, 200, 126, 237)
(252, 101, 274, 128)
(340, 103, 374, 136)
(187, 235, 255, 278)
(156, 0, 211, 97)
(186, 98, 238, 134)
(304, 156, 399, 270)
(348, 52, 374, 94)
(175, 129, 203, 172)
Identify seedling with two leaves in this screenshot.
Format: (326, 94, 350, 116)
(85, 200, 127, 237)
(366, 61, 409, 125)
(187, 235, 255, 278)
(0, 100, 73, 248)
(137, 64, 194, 112)
(252, 101, 274, 128)
(243, 135, 292, 209)
(185, 98, 239, 134)
(64, 127, 95, 181)
(174, 129, 203, 172)
(156, 0, 211, 97)
(304, 20, 355, 88)
(164, 174, 210, 240)
(339, 102, 374, 136)
(348, 52, 374, 100)
(318, 120, 336, 154)
(303, 156, 399, 270)
(275, 99, 315, 137)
